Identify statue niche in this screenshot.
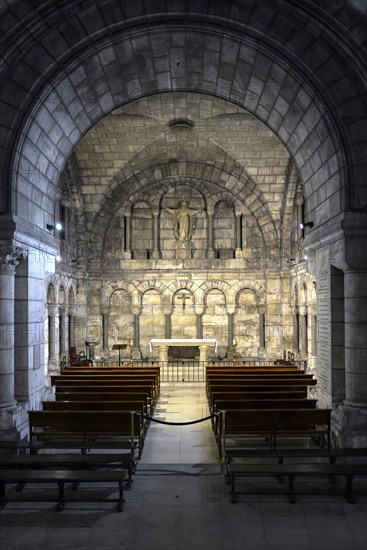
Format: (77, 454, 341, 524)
(165, 201, 203, 259)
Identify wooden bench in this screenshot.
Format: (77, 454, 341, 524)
(218, 408, 331, 459)
(42, 400, 149, 436)
(54, 385, 157, 407)
(227, 462, 367, 504)
(224, 447, 367, 476)
(0, 468, 127, 511)
(28, 410, 144, 458)
(55, 391, 153, 414)
(213, 398, 317, 414)
(51, 376, 159, 402)
(0, 451, 135, 487)
(209, 390, 308, 412)
(208, 382, 316, 401)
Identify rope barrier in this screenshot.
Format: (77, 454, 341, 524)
(137, 413, 217, 426)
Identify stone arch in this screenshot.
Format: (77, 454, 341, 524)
(95, 157, 277, 248)
(230, 280, 266, 307)
(166, 280, 201, 305)
(100, 280, 139, 309)
(59, 285, 66, 306)
(199, 280, 232, 306)
(3, 5, 364, 239)
(202, 287, 228, 345)
(46, 283, 56, 305)
(108, 289, 133, 348)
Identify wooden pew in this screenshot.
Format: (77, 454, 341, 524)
(55, 391, 153, 415)
(58, 367, 160, 385)
(0, 469, 127, 511)
(227, 462, 367, 504)
(0, 451, 135, 488)
(217, 408, 331, 459)
(42, 400, 146, 413)
(51, 375, 159, 400)
(206, 368, 301, 376)
(209, 390, 307, 412)
(62, 366, 161, 385)
(213, 398, 317, 414)
(42, 400, 149, 434)
(28, 410, 145, 459)
(207, 382, 316, 402)
(54, 378, 159, 403)
(54, 385, 157, 407)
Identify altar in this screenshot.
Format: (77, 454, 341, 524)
(149, 338, 218, 362)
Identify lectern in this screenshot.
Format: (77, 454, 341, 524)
(112, 344, 127, 366)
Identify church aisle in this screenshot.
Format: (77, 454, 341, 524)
(139, 383, 220, 464)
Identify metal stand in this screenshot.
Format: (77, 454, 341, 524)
(129, 339, 134, 367)
(231, 340, 238, 367)
(112, 344, 127, 366)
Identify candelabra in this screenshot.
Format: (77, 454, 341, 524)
(129, 339, 134, 367)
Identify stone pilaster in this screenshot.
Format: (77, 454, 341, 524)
(151, 211, 160, 259)
(0, 246, 27, 435)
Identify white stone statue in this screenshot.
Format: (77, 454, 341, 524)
(165, 201, 202, 243)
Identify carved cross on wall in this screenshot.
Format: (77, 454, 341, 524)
(177, 292, 191, 312)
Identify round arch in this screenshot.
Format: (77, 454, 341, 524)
(1, 5, 364, 238)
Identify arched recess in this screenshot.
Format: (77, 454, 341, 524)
(94, 155, 277, 253)
(171, 290, 197, 340)
(140, 289, 165, 347)
(108, 289, 133, 350)
(213, 200, 236, 259)
(131, 201, 153, 259)
(202, 289, 227, 347)
(234, 288, 261, 357)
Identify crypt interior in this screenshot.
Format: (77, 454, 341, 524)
(0, 1, 367, 547)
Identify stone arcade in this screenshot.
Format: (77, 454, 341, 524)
(0, 0, 366, 452)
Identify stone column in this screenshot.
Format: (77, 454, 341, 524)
(165, 314, 171, 339)
(235, 212, 242, 259)
(0, 246, 27, 414)
(199, 344, 209, 362)
(293, 311, 300, 353)
(299, 306, 307, 354)
(195, 305, 204, 339)
(124, 215, 132, 258)
(59, 306, 66, 358)
(132, 306, 142, 358)
(101, 307, 109, 352)
(68, 307, 75, 349)
(227, 309, 235, 357)
(151, 211, 160, 259)
(48, 305, 58, 367)
(206, 208, 215, 259)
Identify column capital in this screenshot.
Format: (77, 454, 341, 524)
(0, 245, 28, 271)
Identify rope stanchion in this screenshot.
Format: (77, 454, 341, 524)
(137, 413, 217, 426)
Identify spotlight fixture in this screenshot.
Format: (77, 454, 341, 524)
(46, 222, 63, 232)
(299, 222, 314, 229)
(303, 254, 308, 261)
